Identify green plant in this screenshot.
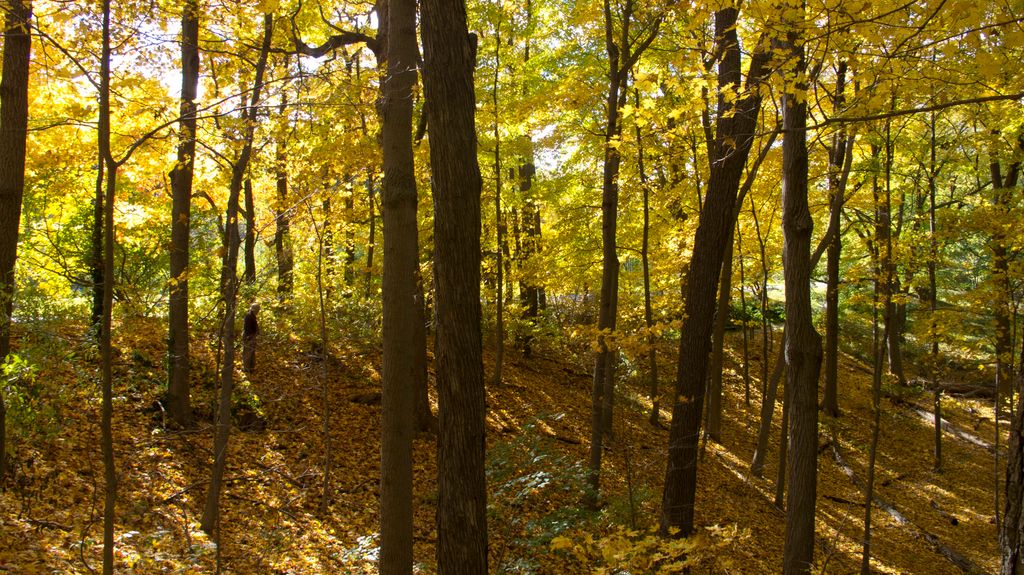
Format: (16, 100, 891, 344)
(486, 415, 593, 574)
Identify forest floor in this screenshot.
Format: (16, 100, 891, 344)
(0, 315, 1004, 573)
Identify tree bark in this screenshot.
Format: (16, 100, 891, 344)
(98, 2, 118, 571)
(778, 8, 821, 572)
(378, 0, 420, 566)
(588, 0, 660, 503)
(707, 233, 734, 442)
(420, 0, 488, 571)
(243, 177, 256, 284)
(201, 13, 272, 536)
(661, 7, 768, 536)
(167, 0, 199, 428)
(0, 0, 31, 481)
(822, 61, 850, 419)
(636, 91, 659, 426)
(991, 155, 1020, 414)
(1002, 391, 1024, 574)
(491, 10, 505, 388)
(273, 88, 294, 299)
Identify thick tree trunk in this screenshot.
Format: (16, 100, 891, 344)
(661, 8, 768, 536)
(991, 157, 1020, 414)
(778, 11, 821, 572)
(1002, 391, 1024, 574)
(377, 0, 422, 567)
(420, 0, 488, 570)
(167, 0, 198, 428)
(0, 0, 31, 481)
(201, 13, 272, 536)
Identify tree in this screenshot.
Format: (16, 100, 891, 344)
(661, 6, 769, 536)
(378, 0, 420, 568)
(420, 0, 488, 569)
(0, 0, 31, 482)
(777, 2, 822, 572)
(201, 11, 273, 536)
(166, 0, 200, 428)
(822, 61, 852, 419)
(587, 0, 660, 504)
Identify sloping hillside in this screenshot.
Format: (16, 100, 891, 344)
(0, 317, 1001, 573)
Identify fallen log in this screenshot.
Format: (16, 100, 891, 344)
(910, 407, 992, 451)
(830, 439, 985, 575)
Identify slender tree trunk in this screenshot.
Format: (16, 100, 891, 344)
(98, 2, 118, 571)
(822, 61, 850, 419)
(751, 334, 785, 477)
(492, 10, 505, 388)
(343, 178, 357, 288)
(588, 0, 627, 502)
(167, 0, 199, 428)
(707, 233, 734, 442)
(420, 0, 488, 570)
(588, 0, 661, 502)
(201, 13, 272, 536)
(0, 0, 31, 481)
(273, 94, 294, 299)
(636, 91, 659, 426)
(738, 229, 751, 406)
(778, 10, 821, 572)
(926, 109, 942, 471)
(880, 117, 904, 385)
(775, 384, 789, 508)
(378, 0, 419, 567)
(91, 161, 104, 331)
(364, 170, 375, 297)
(661, 8, 769, 536)
(862, 137, 891, 574)
(243, 177, 256, 284)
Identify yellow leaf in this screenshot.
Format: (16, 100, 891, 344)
(550, 536, 573, 551)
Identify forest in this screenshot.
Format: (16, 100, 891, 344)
(0, 0, 1023, 572)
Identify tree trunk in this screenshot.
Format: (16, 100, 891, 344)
(0, 0, 31, 481)
(364, 170, 375, 297)
(707, 233, 734, 442)
(1002, 390, 1024, 574)
(636, 91, 659, 426)
(822, 61, 850, 419)
(201, 12, 272, 536)
(243, 177, 256, 284)
(778, 11, 821, 572)
(491, 11, 505, 388)
(880, 118, 905, 385)
(420, 1, 488, 571)
(661, 7, 768, 536)
(98, 2, 118, 571)
(991, 156, 1020, 414)
(273, 93, 294, 299)
(588, 0, 660, 503)
(927, 110, 942, 471)
(378, 0, 421, 567)
(167, 0, 198, 428)
(862, 135, 892, 575)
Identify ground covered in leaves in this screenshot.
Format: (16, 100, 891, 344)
(0, 316, 1003, 573)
